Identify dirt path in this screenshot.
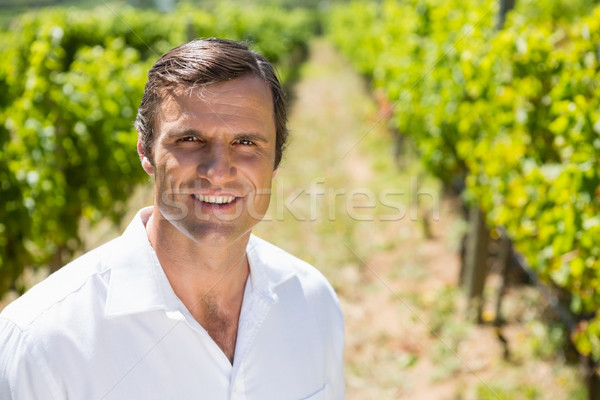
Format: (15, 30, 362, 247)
(254, 39, 583, 400)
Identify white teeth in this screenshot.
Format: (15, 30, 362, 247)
(194, 194, 235, 204)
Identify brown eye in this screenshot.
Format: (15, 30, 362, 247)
(234, 139, 254, 146)
(235, 138, 254, 146)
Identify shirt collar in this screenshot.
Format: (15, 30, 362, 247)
(104, 207, 178, 318)
(104, 208, 297, 317)
(246, 234, 297, 303)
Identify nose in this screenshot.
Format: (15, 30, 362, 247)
(197, 143, 236, 185)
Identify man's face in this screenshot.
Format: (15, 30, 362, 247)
(144, 75, 277, 246)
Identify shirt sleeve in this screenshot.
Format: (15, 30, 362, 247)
(0, 318, 61, 400)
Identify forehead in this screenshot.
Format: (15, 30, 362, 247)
(157, 75, 275, 133)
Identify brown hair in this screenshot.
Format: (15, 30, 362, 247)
(135, 38, 288, 169)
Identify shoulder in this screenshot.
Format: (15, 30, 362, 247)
(0, 239, 120, 398)
(249, 235, 331, 283)
(248, 235, 345, 363)
(0, 238, 118, 330)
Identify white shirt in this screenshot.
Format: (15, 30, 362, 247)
(0, 208, 345, 400)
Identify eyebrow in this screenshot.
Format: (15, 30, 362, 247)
(163, 128, 201, 141)
(232, 132, 269, 143)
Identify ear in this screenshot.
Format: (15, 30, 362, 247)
(272, 168, 278, 179)
(137, 138, 154, 176)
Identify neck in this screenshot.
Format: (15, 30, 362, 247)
(144, 206, 251, 314)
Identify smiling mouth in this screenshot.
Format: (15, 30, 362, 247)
(192, 194, 237, 204)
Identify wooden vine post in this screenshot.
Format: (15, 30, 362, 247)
(459, 1, 517, 322)
(462, 206, 490, 322)
(493, 231, 511, 359)
(497, 0, 516, 29)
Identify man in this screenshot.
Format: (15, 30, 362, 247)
(0, 38, 345, 399)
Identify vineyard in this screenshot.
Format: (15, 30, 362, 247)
(1, 0, 600, 398)
(326, 0, 600, 388)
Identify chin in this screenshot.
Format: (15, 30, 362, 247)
(182, 221, 252, 248)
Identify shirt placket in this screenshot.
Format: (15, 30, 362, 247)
(230, 365, 246, 400)
(230, 285, 276, 400)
